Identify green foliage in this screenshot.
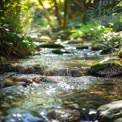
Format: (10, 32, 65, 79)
(70, 23, 122, 50)
(98, 32, 122, 49)
(87, 0, 122, 31)
(0, 0, 35, 57)
(70, 24, 112, 40)
(0, 0, 22, 32)
(0, 24, 34, 57)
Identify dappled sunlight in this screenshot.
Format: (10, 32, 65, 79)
(0, 0, 122, 121)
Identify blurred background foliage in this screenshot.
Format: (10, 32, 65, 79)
(0, 0, 122, 57)
(0, 0, 34, 57)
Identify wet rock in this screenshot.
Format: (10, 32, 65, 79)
(0, 81, 5, 88)
(0, 63, 43, 74)
(77, 45, 89, 49)
(91, 45, 103, 51)
(14, 65, 43, 74)
(118, 47, 122, 58)
(0, 63, 14, 73)
(40, 43, 64, 48)
(88, 60, 122, 77)
(1, 74, 46, 87)
(3, 77, 25, 86)
(80, 108, 97, 122)
(47, 109, 80, 122)
(97, 100, 122, 122)
(100, 48, 112, 54)
(44, 67, 83, 77)
(52, 49, 70, 54)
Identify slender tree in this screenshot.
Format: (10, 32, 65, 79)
(38, 0, 54, 29)
(52, 0, 62, 27)
(63, 0, 70, 28)
(73, 0, 87, 24)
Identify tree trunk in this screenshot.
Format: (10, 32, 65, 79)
(74, 0, 87, 24)
(53, 0, 62, 27)
(38, 0, 54, 29)
(63, 0, 70, 28)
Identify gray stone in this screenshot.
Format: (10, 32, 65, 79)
(97, 100, 122, 122)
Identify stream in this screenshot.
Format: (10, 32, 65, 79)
(0, 47, 122, 122)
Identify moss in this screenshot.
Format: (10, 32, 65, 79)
(118, 47, 122, 58)
(88, 60, 122, 76)
(0, 56, 6, 62)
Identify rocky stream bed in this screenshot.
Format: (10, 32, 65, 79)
(0, 46, 122, 122)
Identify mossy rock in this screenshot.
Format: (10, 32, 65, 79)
(0, 64, 14, 73)
(118, 47, 122, 58)
(88, 60, 122, 77)
(91, 44, 103, 51)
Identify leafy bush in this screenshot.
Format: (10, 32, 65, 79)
(87, 0, 122, 31)
(0, 24, 34, 57)
(70, 24, 112, 40)
(70, 24, 122, 50)
(98, 32, 122, 49)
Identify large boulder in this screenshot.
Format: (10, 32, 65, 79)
(97, 100, 122, 122)
(88, 60, 122, 77)
(0, 63, 43, 74)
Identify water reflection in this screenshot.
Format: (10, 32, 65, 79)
(0, 76, 122, 121)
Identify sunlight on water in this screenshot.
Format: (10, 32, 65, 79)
(0, 46, 122, 121)
(0, 76, 122, 121)
(17, 48, 102, 69)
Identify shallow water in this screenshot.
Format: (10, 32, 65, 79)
(0, 47, 122, 122)
(17, 48, 103, 68)
(0, 76, 122, 121)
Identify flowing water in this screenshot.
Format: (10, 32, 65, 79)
(0, 47, 122, 122)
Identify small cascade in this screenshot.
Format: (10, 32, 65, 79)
(0, 46, 122, 122)
(44, 67, 83, 77)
